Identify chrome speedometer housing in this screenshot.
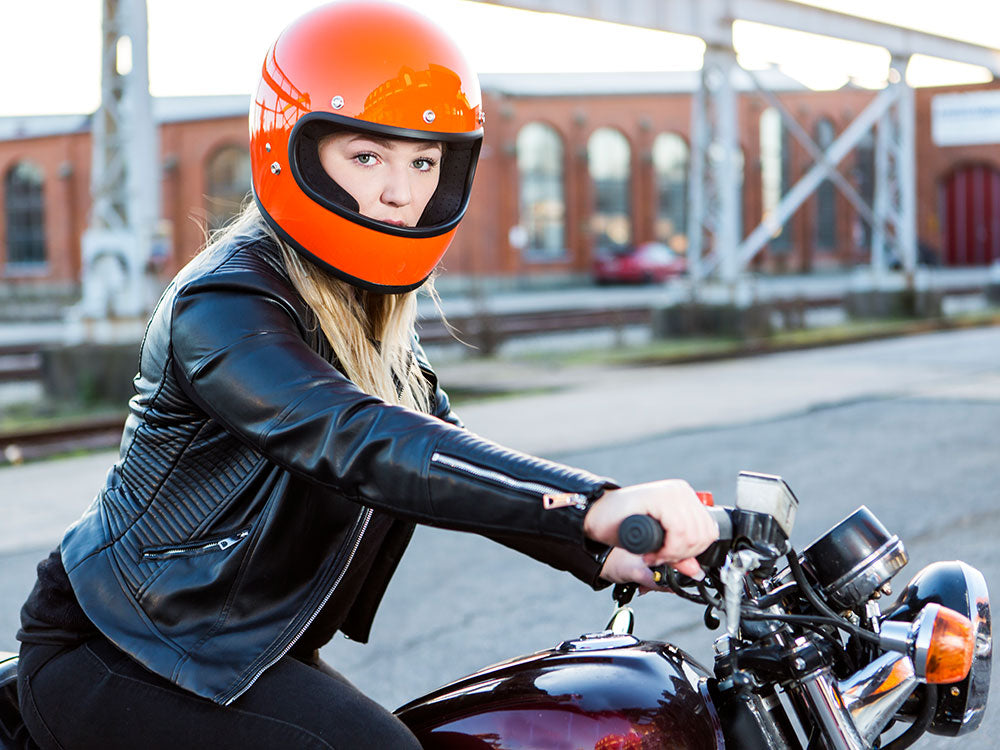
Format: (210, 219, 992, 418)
(800, 506, 909, 609)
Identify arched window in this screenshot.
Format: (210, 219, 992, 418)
(4, 161, 46, 266)
(760, 108, 790, 251)
(587, 127, 632, 251)
(652, 133, 688, 254)
(815, 119, 837, 250)
(205, 145, 251, 232)
(516, 123, 566, 260)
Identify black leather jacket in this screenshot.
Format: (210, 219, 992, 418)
(60, 236, 617, 705)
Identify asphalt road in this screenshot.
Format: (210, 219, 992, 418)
(1, 326, 998, 748)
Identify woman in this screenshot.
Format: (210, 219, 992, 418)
(15, 2, 717, 748)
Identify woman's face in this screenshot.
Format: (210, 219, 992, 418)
(318, 133, 442, 227)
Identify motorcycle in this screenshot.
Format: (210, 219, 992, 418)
(0, 471, 991, 749)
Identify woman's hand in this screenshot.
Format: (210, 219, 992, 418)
(598, 547, 659, 590)
(584, 479, 718, 580)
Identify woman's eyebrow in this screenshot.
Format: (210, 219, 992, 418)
(346, 134, 442, 152)
(346, 134, 393, 149)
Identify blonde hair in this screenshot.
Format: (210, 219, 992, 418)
(205, 201, 435, 413)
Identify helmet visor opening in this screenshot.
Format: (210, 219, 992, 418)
(291, 113, 481, 238)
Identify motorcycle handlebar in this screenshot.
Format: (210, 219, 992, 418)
(617, 507, 734, 555)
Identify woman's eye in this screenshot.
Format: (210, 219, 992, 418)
(354, 153, 377, 166)
(413, 158, 437, 171)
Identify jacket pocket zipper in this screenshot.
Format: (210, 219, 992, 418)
(141, 528, 251, 560)
(430, 452, 588, 510)
(222, 506, 373, 705)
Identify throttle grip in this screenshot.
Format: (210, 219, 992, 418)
(618, 515, 664, 554)
(617, 507, 734, 555)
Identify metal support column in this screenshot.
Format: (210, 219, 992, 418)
(75, 0, 159, 322)
(688, 44, 743, 291)
(871, 93, 891, 282)
(871, 57, 917, 285)
(896, 60, 918, 277)
(686, 67, 707, 286)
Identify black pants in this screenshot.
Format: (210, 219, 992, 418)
(18, 636, 422, 749)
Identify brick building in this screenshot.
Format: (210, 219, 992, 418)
(2, 72, 999, 304)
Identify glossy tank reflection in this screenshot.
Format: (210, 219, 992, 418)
(396, 633, 724, 749)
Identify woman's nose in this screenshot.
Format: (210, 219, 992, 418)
(381, 167, 412, 207)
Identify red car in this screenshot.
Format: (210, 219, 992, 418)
(593, 241, 687, 284)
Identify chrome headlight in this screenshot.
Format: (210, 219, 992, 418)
(882, 561, 992, 736)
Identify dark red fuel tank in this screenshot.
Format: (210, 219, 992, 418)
(395, 632, 724, 750)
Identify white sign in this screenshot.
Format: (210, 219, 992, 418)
(932, 90, 1000, 147)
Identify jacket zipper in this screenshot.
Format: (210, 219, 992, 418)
(141, 529, 251, 560)
(222, 452, 584, 703)
(431, 452, 588, 510)
(221, 506, 374, 705)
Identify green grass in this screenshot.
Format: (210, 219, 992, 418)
(522, 308, 1000, 370)
(0, 401, 126, 435)
(447, 385, 559, 407)
(553, 336, 745, 367)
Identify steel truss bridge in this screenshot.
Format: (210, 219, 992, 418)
(478, 0, 1000, 297)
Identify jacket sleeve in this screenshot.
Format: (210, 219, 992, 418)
(170, 270, 618, 547)
(411, 333, 612, 587)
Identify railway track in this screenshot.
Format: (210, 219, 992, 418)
(2, 299, 995, 464)
(0, 307, 650, 463)
(0, 414, 126, 464)
(0, 343, 43, 384)
(416, 306, 651, 349)
(0, 307, 652, 383)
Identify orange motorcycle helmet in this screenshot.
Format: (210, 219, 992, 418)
(250, 0, 484, 293)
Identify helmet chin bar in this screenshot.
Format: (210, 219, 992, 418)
(252, 192, 434, 295)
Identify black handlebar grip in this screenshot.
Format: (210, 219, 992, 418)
(618, 507, 734, 556)
(618, 515, 665, 554)
(708, 506, 733, 541)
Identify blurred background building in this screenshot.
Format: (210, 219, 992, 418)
(3, 0, 1000, 321)
(2, 73, 999, 307)
(2, 0, 1000, 446)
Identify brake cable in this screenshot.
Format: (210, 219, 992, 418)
(657, 553, 883, 648)
(880, 685, 938, 750)
(782, 551, 883, 646)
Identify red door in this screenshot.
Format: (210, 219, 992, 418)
(940, 164, 1000, 266)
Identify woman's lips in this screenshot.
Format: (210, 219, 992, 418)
(380, 218, 408, 227)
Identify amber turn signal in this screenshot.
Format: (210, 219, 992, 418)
(922, 604, 975, 684)
(880, 602, 975, 684)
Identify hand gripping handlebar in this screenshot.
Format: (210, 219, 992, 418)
(618, 507, 734, 557)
